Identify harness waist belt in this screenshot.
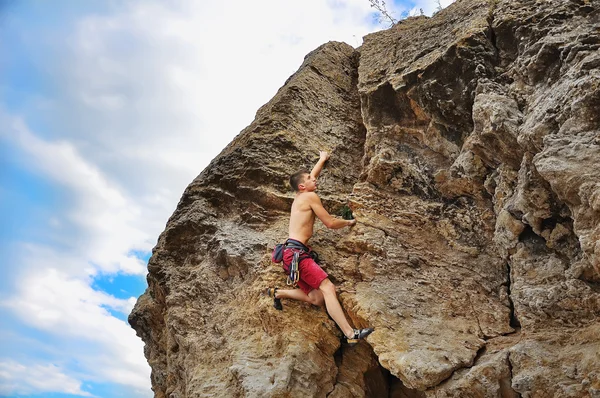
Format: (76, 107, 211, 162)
(285, 239, 310, 252)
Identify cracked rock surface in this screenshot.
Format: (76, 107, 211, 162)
(130, 0, 600, 396)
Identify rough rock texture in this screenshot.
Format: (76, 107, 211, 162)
(130, 0, 600, 396)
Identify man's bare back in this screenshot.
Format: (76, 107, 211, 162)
(289, 192, 317, 245)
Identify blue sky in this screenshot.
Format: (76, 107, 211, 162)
(0, 0, 451, 396)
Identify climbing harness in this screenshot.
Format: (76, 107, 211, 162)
(271, 239, 320, 287)
(287, 251, 300, 287)
(284, 240, 307, 287)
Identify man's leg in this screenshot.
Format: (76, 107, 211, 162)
(276, 288, 324, 307)
(291, 257, 373, 342)
(318, 279, 354, 338)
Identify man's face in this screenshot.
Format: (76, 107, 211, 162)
(300, 174, 317, 192)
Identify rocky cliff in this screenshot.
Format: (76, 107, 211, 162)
(129, 0, 600, 396)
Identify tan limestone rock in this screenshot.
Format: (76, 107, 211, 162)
(130, 0, 600, 396)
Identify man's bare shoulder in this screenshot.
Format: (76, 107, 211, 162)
(292, 192, 319, 210)
(298, 191, 320, 202)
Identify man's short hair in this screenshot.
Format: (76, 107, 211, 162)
(290, 170, 310, 192)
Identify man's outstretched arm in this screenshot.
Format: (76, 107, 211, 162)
(310, 151, 330, 179)
(308, 192, 356, 229)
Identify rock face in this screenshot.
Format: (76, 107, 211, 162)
(129, 0, 600, 397)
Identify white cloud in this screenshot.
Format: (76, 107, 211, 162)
(0, 359, 91, 396)
(1, 267, 150, 392)
(1, 112, 148, 277)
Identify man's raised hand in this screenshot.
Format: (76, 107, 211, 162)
(319, 151, 330, 161)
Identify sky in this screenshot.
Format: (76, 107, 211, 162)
(0, 0, 453, 396)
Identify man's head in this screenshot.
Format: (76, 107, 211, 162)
(290, 170, 317, 192)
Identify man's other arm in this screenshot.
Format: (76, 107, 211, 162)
(308, 193, 356, 229)
(310, 151, 330, 179)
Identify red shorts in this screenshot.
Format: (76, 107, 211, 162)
(282, 248, 328, 295)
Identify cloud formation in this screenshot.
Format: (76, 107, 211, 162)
(0, 360, 91, 397)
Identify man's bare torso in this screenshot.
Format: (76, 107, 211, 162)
(288, 192, 316, 245)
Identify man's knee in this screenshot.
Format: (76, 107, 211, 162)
(310, 295, 325, 307)
(314, 293, 325, 307)
(318, 278, 336, 295)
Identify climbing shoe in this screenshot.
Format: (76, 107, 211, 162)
(264, 287, 283, 311)
(346, 328, 374, 345)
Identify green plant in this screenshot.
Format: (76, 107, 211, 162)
(337, 204, 354, 220)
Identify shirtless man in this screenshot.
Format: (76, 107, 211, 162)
(267, 151, 373, 344)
